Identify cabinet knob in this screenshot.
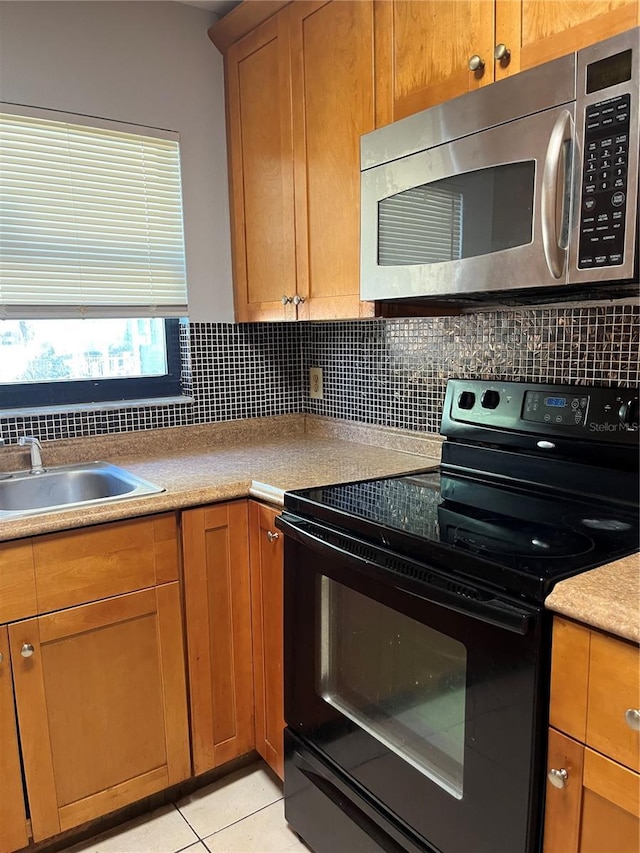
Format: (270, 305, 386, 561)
(20, 643, 35, 658)
(625, 708, 640, 731)
(0, 651, 3, 664)
(468, 54, 485, 73)
(266, 530, 280, 543)
(281, 295, 293, 305)
(547, 768, 569, 789)
(293, 295, 305, 306)
(494, 43, 511, 65)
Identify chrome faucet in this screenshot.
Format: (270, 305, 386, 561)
(18, 436, 45, 474)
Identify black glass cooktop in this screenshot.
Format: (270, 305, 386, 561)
(284, 468, 640, 601)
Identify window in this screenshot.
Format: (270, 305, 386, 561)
(0, 106, 188, 409)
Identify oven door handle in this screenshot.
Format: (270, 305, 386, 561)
(277, 515, 535, 635)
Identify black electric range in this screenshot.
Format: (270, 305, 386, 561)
(285, 378, 640, 604)
(279, 379, 639, 853)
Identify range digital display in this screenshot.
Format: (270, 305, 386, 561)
(586, 49, 632, 94)
(545, 397, 567, 408)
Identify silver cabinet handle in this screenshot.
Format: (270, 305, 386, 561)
(468, 55, 485, 73)
(548, 768, 569, 789)
(281, 295, 293, 305)
(0, 651, 3, 664)
(625, 709, 640, 731)
(494, 43, 511, 65)
(266, 530, 280, 543)
(293, 295, 305, 306)
(20, 643, 35, 658)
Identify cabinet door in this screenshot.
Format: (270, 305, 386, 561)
(375, 0, 496, 123)
(0, 627, 30, 853)
(9, 584, 190, 842)
(290, 0, 376, 320)
(544, 729, 640, 853)
(182, 501, 254, 775)
(519, 0, 639, 71)
(226, 14, 297, 322)
(249, 502, 284, 779)
(580, 748, 640, 853)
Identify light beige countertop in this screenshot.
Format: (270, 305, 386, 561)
(3, 413, 637, 643)
(545, 553, 640, 644)
(0, 414, 441, 542)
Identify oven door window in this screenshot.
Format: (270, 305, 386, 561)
(377, 162, 535, 266)
(319, 577, 466, 798)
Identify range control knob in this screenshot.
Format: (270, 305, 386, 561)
(481, 389, 500, 410)
(618, 397, 639, 432)
(458, 391, 476, 410)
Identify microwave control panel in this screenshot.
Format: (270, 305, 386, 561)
(578, 93, 630, 269)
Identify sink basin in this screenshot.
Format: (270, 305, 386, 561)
(0, 462, 164, 519)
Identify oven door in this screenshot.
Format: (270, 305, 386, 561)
(360, 104, 575, 301)
(279, 513, 549, 853)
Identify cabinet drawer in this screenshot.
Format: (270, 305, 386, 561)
(587, 631, 640, 773)
(33, 514, 179, 612)
(0, 539, 37, 623)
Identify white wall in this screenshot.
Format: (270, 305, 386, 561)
(0, 0, 234, 322)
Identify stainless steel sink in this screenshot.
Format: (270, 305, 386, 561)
(0, 462, 164, 519)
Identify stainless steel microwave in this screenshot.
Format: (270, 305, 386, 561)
(360, 28, 639, 302)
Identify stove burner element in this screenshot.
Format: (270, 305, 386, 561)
(577, 517, 633, 531)
(446, 517, 594, 558)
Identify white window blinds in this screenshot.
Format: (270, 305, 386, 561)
(0, 108, 188, 319)
(378, 185, 463, 266)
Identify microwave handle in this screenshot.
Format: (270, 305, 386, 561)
(541, 109, 573, 279)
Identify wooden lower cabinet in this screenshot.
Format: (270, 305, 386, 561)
(249, 501, 285, 779)
(9, 583, 190, 843)
(182, 501, 255, 774)
(544, 617, 640, 852)
(544, 729, 640, 853)
(0, 627, 30, 853)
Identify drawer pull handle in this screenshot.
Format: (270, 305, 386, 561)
(20, 643, 35, 658)
(625, 708, 640, 731)
(548, 768, 568, 789)
(266, 530, 280, 543)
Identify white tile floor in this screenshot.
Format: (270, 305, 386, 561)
(61, 763, 308, 853)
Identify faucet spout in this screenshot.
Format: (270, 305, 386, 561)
(18, 436, 45, 474)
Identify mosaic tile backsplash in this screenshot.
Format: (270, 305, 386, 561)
(0, 303, 638, 443)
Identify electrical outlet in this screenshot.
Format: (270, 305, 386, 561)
(309, 367, 324, 400)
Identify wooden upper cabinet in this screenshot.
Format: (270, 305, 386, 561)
(9, 584, 190, 843)
(224, 0, 376, 322)
(375, 0, 496, 122)
(182, 502, 254, 775)
(249, 501, 285, 779)
(518, 0, 639, 71)
(0, 628, 30, 853)
(289, 0, 376, 320)
(226, 15, 297, 322)
(373, 1, 639, 124)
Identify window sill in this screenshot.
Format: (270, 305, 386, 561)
(0, 396, 194, 419)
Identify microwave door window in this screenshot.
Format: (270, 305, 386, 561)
(318, 576, 467, 799)
(377, 162, 535, 266)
